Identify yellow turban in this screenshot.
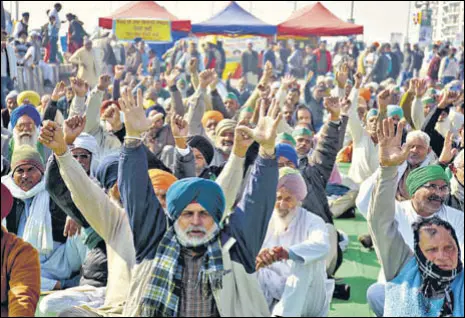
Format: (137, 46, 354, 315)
(17, 91, 41, 107)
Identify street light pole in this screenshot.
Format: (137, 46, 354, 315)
(350, 1, 355, 22)
(406, 0, 412, 43)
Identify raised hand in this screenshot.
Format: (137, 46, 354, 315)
(438, 90, 459, 109)
(408, 78, 419, 95)
(377, 89, 391, 113)
(70, 77, 89, 98)
(415, 79, 428, 98)
(102, 104, 122, 132)
(97, 74, 112, 91)
(378, 118, 409, 167)
(336, 63, 350, 87)
(261, 61, 274, 84)
(354, 72, 363, 89)
(210, 73, 219, 91)
(324, 97, 342, 121)
(166, 69, 181, 88)
(119, 88, 152, 137)
(51, 81, 66, 102)
(233, 119, 254, 158)
(340, 97, 352, 117)
(439, 131, 459, 165)
(63, 115, 87, 145)
(281, 74, 296, 89)
(199, 69, 216, 89)
(188, 57, 198, 74)
(236, 98, 282, 154)
(170, 114, 189, 138)
(63, 217, 81, 237)
(114, 65, 126, 81)
(39, 120, 68, 156)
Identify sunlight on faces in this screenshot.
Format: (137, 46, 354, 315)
(225, 99, 240, 114)
(283, 104, 294, 123)
(424, 103, 434, 117)
(406, 138, 430, 166)
(412, 180, 450, 217)
(278, 157, 296, 169)
(296, 108, 312, 126)
(438, 110, 449, 123)
(366, 116, 378, 136)
(193, 148, 208, 176)
(295, 135, 313, 156)
(205, 119, 220, 138)
(275, 187, 299, 218)
(13, 164, 43, 192)
(148, 110, 164, 130)
(287, 90, 300, 105)
(390, 115, 401, 127)
(216, 129, 235, 155)
(71, 148, 92, 174)
(6, 96, 18, 112)
(419, 225, 459, 271)
(14, 116, 37, 147)
(174, 203, 218, 248)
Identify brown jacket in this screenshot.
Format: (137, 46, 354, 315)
(1, 227, 40, 317)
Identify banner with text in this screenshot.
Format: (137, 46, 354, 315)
(113, 19, 172, 43)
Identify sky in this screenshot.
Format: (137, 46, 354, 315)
(5, 1, 411, 43)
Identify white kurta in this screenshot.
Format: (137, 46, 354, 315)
(257, 207, 334, 317)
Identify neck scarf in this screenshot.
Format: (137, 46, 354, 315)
(413, 219, 463, 316)
(1, 175, 54, 255)
(139, 226, 224, 317)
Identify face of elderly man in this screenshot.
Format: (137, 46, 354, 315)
(418, 224, 459, 271)
(14, 115, 37, 147)
(193, 148, 208, 177)
(216, 128, 235, 155)
(275, 187, 299, 219)
(174, 203, 218, 247)
(13, 164, 43, 192)
(412, 179, 450, 218)
(6, 95, 18, 113)
(406, 134, 430, 167)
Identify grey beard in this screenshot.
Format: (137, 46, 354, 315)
(174, 221, 219, 248)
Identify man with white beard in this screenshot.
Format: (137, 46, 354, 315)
(6, 105, 50, 163)
(210, 119, 237, 166)
(257, 168, 334, 317)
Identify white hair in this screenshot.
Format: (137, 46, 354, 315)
(406, 130, 431, 147)
(454, 150, 464, 168)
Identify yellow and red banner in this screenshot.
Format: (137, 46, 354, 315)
(113, 19, 172, 43)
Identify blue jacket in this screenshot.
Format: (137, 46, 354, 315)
(118, 144, 278, 273)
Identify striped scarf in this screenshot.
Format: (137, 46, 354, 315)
(139, 227, 224, 317)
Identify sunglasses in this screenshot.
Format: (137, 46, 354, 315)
(72, 154, 91, 160)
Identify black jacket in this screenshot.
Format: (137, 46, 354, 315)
(45, 155, 108, 288)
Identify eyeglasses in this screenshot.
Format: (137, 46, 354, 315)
(422, 184, 450, 193)
(72, 154, 91, 160)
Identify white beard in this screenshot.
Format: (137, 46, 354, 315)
(174, 221, 219, 248)
(271, 207, 299, 237)
(14, 129, 38, 148)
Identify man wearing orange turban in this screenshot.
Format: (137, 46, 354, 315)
(148, 169, 178, 209)
(201, 111, 224, 141)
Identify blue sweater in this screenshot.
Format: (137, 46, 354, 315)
(118, 144, 278, 274)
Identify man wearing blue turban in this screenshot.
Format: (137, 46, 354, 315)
(118, 96, 282, 317)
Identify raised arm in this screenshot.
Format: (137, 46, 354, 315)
(225, 100, 281, 273)
(118, 88, 167, 262)
(305, 97, 347, 188)
(184, 70, 214, 136)
(421, 91, 459, 157)
(368, 119, 413, 281)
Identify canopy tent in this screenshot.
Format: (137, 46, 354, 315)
(278, 2, 363, 37)
(98, 1, 191, 33)
(192, 1, 277, 36)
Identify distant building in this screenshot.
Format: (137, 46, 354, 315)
(430, 1, 464, 45)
